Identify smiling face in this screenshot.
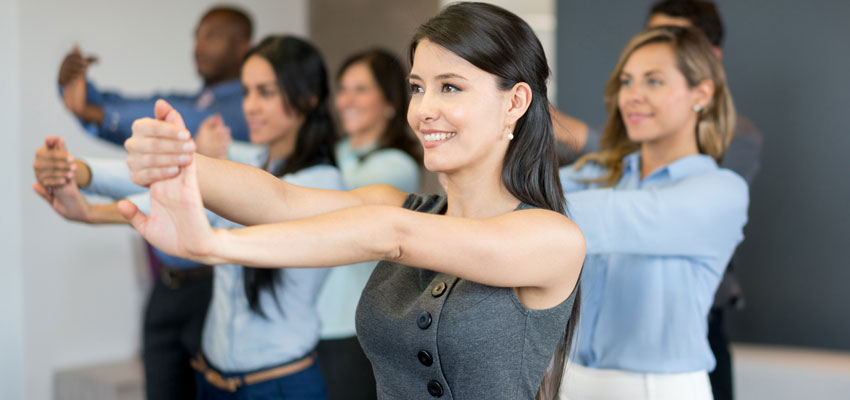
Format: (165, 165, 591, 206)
(406, 40, 517, 174)
(241, 55, 304, 151)
(617, 42, 704, 147)
(335, 62, 390, 140)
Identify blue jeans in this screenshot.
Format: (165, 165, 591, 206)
(195, 362, 328, 400)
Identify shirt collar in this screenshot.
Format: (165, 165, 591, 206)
(204, 79, 243, 98)
(623, 151, 718, 182)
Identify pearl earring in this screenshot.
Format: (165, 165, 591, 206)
(505, 127, 514, 140)
(693, 104, 702, 112)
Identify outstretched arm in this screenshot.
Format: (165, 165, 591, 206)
(121, 100, 584, 308)
(125, 100, 408, 226)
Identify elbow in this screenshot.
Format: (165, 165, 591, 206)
(376, 206, 407, 262)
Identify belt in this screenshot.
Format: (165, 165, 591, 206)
(190, 352, 316, 392)
(159, 265, 212, 289)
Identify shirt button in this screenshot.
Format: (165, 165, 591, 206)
(417, 311, 432, 329)
(418, 350, 433, 366)
(427, 380, 443, 397)
(431, 281, 447, 297)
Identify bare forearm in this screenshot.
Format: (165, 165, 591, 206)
(206, 205, 399, 267)
(195, 154, 302, 225)
(78, 104, 104, 125)
(88, 203, 130, 224)
(195, 154, 390, 226)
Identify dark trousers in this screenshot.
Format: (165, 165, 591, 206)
(317, 336, 377, 400)
(143, 272, 212, 400)
(195, 362, 327, 400)
(708, 308, 734, 400)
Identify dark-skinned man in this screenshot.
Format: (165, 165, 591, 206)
(58, 6, 251, 147)
(55, 7, 254, 400)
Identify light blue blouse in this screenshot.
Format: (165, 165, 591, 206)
(560, 151, 748, 373)
(83, 152, 347, 372)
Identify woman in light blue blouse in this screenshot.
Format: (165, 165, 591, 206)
(558, 26, 748, 400)
(315, 49, 422, 400)
(34, 36, 341, 399)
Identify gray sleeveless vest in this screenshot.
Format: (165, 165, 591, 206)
(355, 194, 577, 399)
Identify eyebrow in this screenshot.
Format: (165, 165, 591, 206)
(244, 81, 278, 88)
(408, 73, 469, 81)
(620, 69, 664, 77)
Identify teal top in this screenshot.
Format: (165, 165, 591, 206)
(315, 138, 421, 339)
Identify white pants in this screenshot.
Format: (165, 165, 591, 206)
(559, 363, 713, 400)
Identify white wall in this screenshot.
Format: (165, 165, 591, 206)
(1, 0, 25, 399)
(8, 1, 307, 399)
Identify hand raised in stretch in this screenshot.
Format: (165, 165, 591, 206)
(32, 136, 93, 223)
(125, 101, 196, 187)
(195, 114, 232, 160)
(119, 100, 218, 262)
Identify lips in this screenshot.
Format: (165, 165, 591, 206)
(420, 129, 456, 149)
(624, 112, 652, 124)
(247, 120, 265, 131)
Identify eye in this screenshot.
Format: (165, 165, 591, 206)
(648, 78, 663, 87)
(259, 87, 277, 98)
(409, 83, 424, 95)
(441, 83, 460, 93)
(619, 77, 632, 87)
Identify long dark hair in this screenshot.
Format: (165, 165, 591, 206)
(241, 35, 337, 317)
(336, 49, 421, 162)
(410, 3, 580, 398)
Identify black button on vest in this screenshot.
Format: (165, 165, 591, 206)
(431, 281, 447, 297)
(427, 380, 443, 397)
(418, 350, 433, 366)
(417, 311, 432, 329)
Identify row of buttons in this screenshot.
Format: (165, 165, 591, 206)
(419, 281, 447, 397)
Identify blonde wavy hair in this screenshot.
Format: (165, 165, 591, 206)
(575, 25, 736, 187)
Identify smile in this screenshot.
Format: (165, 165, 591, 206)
(423, 132, 456, 142)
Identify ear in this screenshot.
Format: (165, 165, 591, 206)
(713, 47, 724, 62)
(692, 79, 715, 110)
(504, 82, 533, 127)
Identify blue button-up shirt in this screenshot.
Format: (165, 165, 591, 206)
(64, 79, 248, 145)
(560, 151, 748, 373)
(84, 153, 347, 372)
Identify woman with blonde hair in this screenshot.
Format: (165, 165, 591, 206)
(559, 26, 748, 400)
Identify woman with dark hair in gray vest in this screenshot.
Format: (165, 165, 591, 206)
(118, 3, 583, 399)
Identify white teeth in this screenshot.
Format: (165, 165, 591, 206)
(424, 132, 456, 141)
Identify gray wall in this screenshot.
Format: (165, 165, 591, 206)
(556, 0, 850, 351)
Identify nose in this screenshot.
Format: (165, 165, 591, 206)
(620, 84, 644, 105)
(243, 90, 258, 115)
(335, 89, 351, 109)
(413, 89, 439, 122)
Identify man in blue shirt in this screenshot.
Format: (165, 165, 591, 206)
(57, 6, 251, 146)
(54, 7, 254, 400)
